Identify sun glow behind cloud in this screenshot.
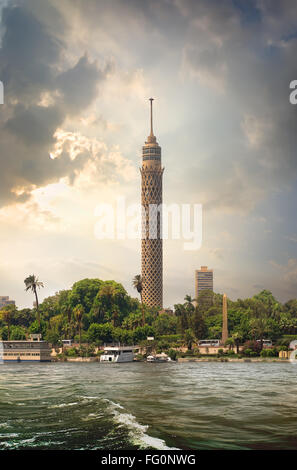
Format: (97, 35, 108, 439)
(0, 126, 138, 236)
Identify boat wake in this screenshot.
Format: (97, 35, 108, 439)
(49, 402, 79, 408)
(105, 399, 179, 450)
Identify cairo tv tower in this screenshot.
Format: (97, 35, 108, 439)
(140, 98, 164, 308)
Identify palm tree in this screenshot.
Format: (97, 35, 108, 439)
(99, 284, 117, 313)
(184, 328, 195, 350)
(0, 304, 16, 340)
(73, 304, 84, 346)
(112, 306, 120, 327)
(132, 275, 145, 326)
(250, 300, 269, 350)
(122, 312, 142, 330)
(24, 275, 44, 330)
(62, 303, 73, 340)
(175, 303, 188, 335)
(193, 305, 206, 340)
(250, 317, 268, 350)
(232, 332, 243, 354)
(184, 295, 195, 305)
(225, 337, 235, 350)
(184, 295, 195, 324)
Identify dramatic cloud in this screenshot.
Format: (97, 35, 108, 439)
(0, 3, 61, 100)
(0, 3, 108, 207)
(178, 0, 297, 214)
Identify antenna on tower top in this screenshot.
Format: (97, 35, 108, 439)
(149, 97, 154, 136)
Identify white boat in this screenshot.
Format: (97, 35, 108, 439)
(147, 355, 156, 362)
(100, 346, 135, 363)
(147, 352, 172, 363)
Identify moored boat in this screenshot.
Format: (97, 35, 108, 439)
(100, 346, 137, 363)
(146, 352, 172, 363)
(0, 334, 52, 362)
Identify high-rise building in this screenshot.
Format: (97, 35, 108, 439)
(222, 293, 228, 345)
(141, 98, 164, 308)
(0, 296, 16, 309)
(195, 266, 213, 300)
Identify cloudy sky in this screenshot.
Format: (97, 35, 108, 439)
(0, 0, 297, 308)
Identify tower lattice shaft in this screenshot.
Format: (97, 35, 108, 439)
(140, 99, 164, 308)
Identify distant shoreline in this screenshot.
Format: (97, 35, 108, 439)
(50, 356, 291, 363)
(177, 357, 290, 363)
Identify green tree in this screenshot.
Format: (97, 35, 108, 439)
(29, 319, 47, 338)
(91, 281, 130, 324)
(10, 325, 27, 340)
(232, 332, 243, 354)
(184, 295, 195, 314)
(249, 300, 269, 349)
(279, 313, 297, 335)
(205, 306, 221, 317)
(45, 330, 60, 345)
(122, 312, 142, 330)
(184, 328, 195, 350)
(0, 304, 16, 340)
(69, 279, 102, 313)
(132, 274, 145, 326)
(61, 302, 73, 339)
(283, 299, 297, 318)
(253, 290, 282, 319)
(38, 293, 60, 321)
(88, 323, 114, 344)
(167, 349, 177, 361)
(13, 308, 35, 327)
(73, 304, 85, 346)
(192, 305, 206, 340)
(197, 289, 214, 312)
(174, 304, 188, 335)
(132, 325, 154, 344)
(208, 325, 222, 338)
(24, 274, 44, 330)
(225, 337, 235, 350)
(112, 306, 120, 327)
(153, 313, 177, 335)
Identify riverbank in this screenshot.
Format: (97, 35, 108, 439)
(177, 357, 290, 363)
(53, 356, 100, 362)
(52, 356, 290, 363)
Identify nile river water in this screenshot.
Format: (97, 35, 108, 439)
(0, 362, 297, 450)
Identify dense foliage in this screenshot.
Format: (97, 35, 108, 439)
(1, 280, 296, 351)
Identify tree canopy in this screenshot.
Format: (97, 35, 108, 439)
(0, 283, 295, 350)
